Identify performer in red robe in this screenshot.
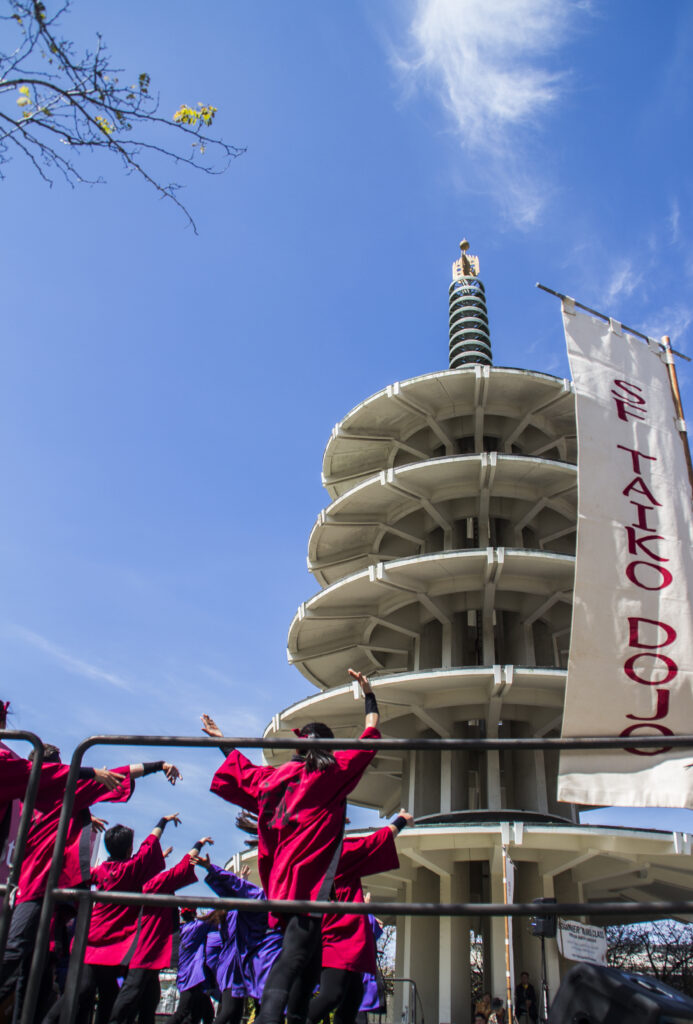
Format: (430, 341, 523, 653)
(106, 836, 212, 1024)
(1, 744, 180, 1024)
(306, 813, 412, 1024)
(205, 667, 381, 1024)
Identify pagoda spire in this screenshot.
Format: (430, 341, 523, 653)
(448, 238, 492, 368)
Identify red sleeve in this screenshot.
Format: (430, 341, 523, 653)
(130, 833, 167, 886)
(336, 827, 399, 883)
(332, 726, 380, 790)
(143, 854, 197, 894)
(0, 749, 31, 801)
(74, 765, 135, 811)
(210, 750, 272, 813)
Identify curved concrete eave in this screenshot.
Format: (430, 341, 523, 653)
(308, 454, 577, 584)
(264, 668, 567, 743)
(288, 549, 575, 688)
(321, 367, 576, 498)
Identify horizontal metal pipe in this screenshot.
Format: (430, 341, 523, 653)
(535, 282, 691, 361)
(52, 887, 693, 920)
(64, 733, 693, 753)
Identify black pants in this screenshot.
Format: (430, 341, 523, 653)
(213, 991, 245, 1024)
(168, 984, 215, 1024)
(107, 967, 160, 1024)
(0, 900, 54, 1024)
(43, 963, 122, 1024)
(257, 916, 322, 1024)
(308, 968, 364, 1024)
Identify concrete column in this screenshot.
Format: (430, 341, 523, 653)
(489, 844, 509, 1003)
(440, 751, 452, 814)
(394, 879, 413, 1024)
(438, 864, 471, 1023)
(407, 867, 439, 1024)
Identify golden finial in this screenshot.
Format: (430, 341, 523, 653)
(452, 238, 480, 280)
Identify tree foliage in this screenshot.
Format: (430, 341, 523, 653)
(607, 920, 693, 996)
(0, 0, 244, 229)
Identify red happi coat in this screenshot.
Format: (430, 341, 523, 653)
(84, 833, 166, 966)
(210, 727, 380, 925)
(17, 765, 135, 904)
(129, 853, 198, 970)
(321, 826, 399, 974)
(0, 746, 68, 869)
(0, 746, 71, 806)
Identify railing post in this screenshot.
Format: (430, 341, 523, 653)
(20, 741, 87, 1024)
(59, 895, 92, 1024)
(0, 731, 44, 962)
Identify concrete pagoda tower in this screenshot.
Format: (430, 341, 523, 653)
(260, 240, 693, 1022)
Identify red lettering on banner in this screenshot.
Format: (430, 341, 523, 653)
(625, 561, 673, 590)
(624, 653, 678, 686)
(612, 380, 647, 423)
(625, 526, 669, 562)
(628, 617, 677, 649)
(619, 722, 673, 757)
(617, 444, 657, 474)
(622, 476, 661, 505)
(626, 688, 670, 721)
(629, 502, 657, 530)
(615, 431, 679, 753)
(613, 380, 646, 404)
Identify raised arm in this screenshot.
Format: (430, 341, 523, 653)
(130, 761, 182, 784)
(348, 668, 379, 731)
(151, 812, 181, 840)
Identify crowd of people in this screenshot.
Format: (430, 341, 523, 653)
(473, 973, 538, 1023)
(0, 671, 413, 1024)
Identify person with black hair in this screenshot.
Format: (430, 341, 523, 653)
(43, 813, 181, 1024)
(203, 666, 381, 1024)
(304, 812, 412, 1024)
(1, 736, 180, 1024)
(106, 836, 213, 1024)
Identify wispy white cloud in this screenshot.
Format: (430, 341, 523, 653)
(668, 199, 681, 245)
(642, 305, 693, 350)
(393, 0, 588, 226)
(599, 259, 644, 307)
(6, 625, 133, 692)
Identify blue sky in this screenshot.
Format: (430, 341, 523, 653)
(2, 0, 693, 862)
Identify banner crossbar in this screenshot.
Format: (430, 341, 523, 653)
(536, 282, 691, 362)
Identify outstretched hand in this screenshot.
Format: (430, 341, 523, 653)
(90, 815, 108, 834)
(398, 809, 414, 827)
(95, 768, 125, 791)
(201, 714, 223, 739)
(348, 668, 371, 694)
(163, 763, 182, 785)
(162, 846, 173, 859)
(240, 864, 251, 880)
(164, 813, 181, 827)
(191, 851, 211, 869)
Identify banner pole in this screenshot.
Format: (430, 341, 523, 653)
(502, 846, 513, 1016)
(662, 334, 693, 499)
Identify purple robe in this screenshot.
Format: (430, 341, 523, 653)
(360, 916, 384, 1012)
(204, 864, 282, 999)
(177, 918, 217, 992)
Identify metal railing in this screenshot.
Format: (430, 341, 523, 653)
(0, 731, 44, 963)
(9, 730, 693, 1024)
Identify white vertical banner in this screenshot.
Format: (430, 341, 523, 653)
(558, 305, 693, 807)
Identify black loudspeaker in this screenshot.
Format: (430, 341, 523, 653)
(550, 963, 693, 1023)
(528, 896, 557, 938)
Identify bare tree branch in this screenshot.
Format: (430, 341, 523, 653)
(0, 0, 245, 230)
